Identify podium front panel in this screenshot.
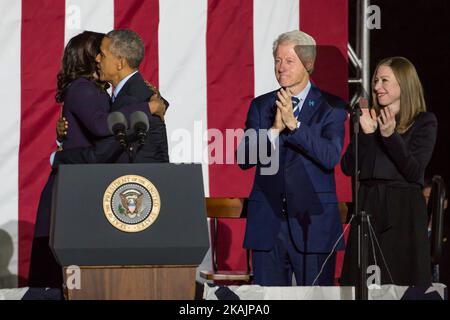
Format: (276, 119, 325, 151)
(50, 163, 209, 266)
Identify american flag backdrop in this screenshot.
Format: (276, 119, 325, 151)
(0, 0, 349, 287)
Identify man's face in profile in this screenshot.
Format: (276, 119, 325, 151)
(96, 37, 120, 83)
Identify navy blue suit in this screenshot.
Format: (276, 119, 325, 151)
(239, 84, 346, 285)
(110, 72, 169, 163)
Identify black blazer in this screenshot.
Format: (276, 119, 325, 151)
(112, 72, 169, 163)
(341, 111, 437, 186)
(54, 72, 169, 165)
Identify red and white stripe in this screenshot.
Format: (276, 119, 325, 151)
(0, 0, 22, 288)
(0, 0, 349, 286)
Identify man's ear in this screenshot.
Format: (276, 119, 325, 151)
(117, 57, 125, 71)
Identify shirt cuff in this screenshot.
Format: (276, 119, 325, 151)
(50, 151, 56, 166)
(267, 128, 280, 150)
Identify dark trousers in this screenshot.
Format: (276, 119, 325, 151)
(28, 171, 63, 288)
(252, 220, 336, 286)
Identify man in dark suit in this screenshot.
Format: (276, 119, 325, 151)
(238, 30, 346, 286)
(53, 29, 169, 165)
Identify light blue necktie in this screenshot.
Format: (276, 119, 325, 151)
(292, 97, 300, 119)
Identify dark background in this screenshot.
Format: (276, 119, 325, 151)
(349, 0, 450, 288)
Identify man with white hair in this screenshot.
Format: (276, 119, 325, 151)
(238, 30, 346, 286)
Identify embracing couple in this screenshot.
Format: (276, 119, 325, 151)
(28, 29, 169, 287)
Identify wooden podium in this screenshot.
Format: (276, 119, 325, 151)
(51, 164, 209, 300)
(63, 265, 197, 300)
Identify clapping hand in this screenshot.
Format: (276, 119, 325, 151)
(275, 88, 297, 130)
(359, 98, 378, 134)
(378, 106, 396, 137)
(272, 106, 286, 132)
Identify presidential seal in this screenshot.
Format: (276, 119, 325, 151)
(103, 175, 161, 232)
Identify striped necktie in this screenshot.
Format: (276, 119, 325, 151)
(292, 97, 300, 119)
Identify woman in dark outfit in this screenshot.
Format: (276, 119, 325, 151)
(28, 32, 113, 288)
(340, 57, 437, 286)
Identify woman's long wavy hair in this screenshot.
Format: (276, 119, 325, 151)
(372, 56, 427, 133)
(56, 31, 109, 103)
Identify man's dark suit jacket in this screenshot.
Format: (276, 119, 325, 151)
(238, 84, 347, 253)
(53, 72, 169, 165)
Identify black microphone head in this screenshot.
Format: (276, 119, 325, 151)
(107, 112, 128, 135)
(130, 111, 149, 133)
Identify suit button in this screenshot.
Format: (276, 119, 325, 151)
(282, 197, 286, 202)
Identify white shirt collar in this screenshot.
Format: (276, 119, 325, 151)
(294, 81, 311, 102)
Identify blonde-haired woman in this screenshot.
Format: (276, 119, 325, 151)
(340, 57, 437, 286)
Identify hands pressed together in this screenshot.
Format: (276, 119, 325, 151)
(272, 90, 397, 137)
(272, 88, 298, 132)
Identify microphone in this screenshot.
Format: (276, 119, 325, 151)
(107, 111, 128, 147)
(346, 97, 369, 117)
(347, 98, 370, 134)
(346, 103, 362, 117)
(130, 111, 149, 145)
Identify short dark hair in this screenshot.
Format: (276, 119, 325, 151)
(106, 29, 144, 69)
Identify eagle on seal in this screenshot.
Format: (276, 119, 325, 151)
(119, 190, 144, 218)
